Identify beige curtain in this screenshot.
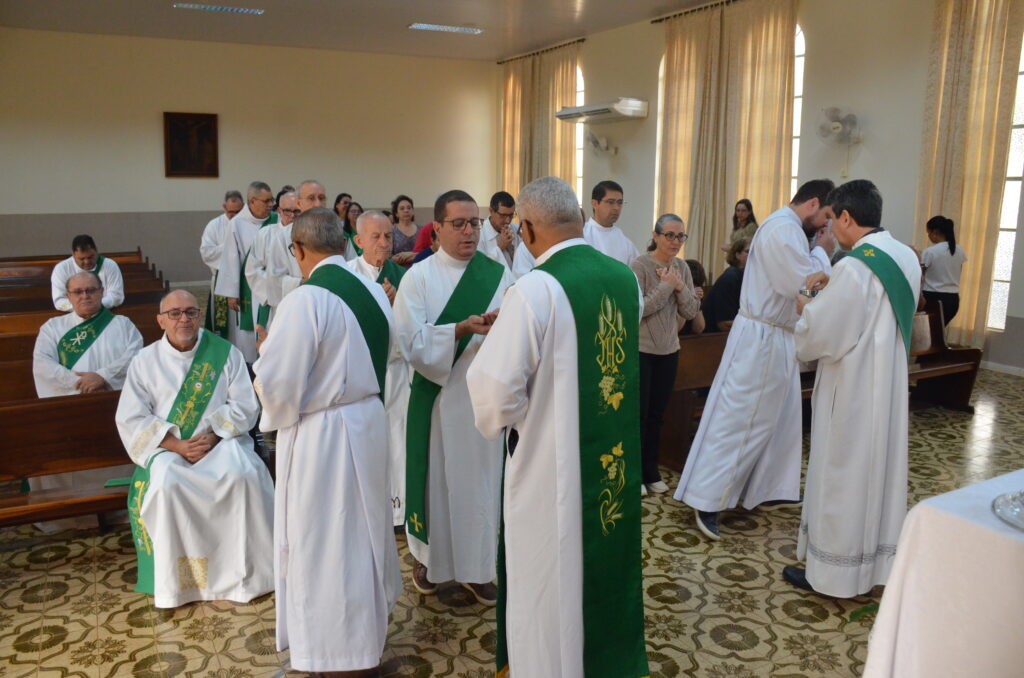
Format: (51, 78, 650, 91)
(658, 0, 797, 279)
(500, 43, 580, 197)
(915, 0, 1024, 347)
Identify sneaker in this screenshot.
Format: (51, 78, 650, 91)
(694, 509, 721, 540)
(461, 581, 498, 606)
(641, 484, 649, 496)
(412, 563, 437, 595)
(646, 481, 670, 494)
(758, 498, 802, 511)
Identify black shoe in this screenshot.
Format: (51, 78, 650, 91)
(758, 498, 802, 510)
(694, 509, 720, 540)
(782, 565, 814, 592)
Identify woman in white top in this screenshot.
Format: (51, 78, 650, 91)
(921, 215, 966, 325)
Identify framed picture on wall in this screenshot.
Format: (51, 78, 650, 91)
(163, 112, 219, 177)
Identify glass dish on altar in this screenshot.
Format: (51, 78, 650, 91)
(992, 490, 1024, 532)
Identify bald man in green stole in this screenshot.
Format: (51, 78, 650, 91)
(468, 177, 649, 678)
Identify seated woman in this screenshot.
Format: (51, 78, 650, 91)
(703, 237, 750, 332)
(921, 215, 966, 325)
(391, 194, 420, 266)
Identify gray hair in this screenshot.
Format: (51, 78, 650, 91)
(292, 207, 346, 254)
(648, 213, 685, 252)
(246, 181, 272, 200)
(356, 209, 392, 235)
(66, 270, 102, 292)
(517, 176, 583, 230)
(224, 190, 243, 202)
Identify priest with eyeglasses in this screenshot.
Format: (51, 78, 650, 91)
(116, 289, 274, 608)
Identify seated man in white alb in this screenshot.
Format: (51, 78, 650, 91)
(348, 209, 412, 526)
(116, 289, 274, 608)
(245, 190, 303, 329)
(31, 270, 143, 530)
(51, 234, 125, 312)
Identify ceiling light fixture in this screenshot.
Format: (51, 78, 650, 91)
(408, 23, 483, 35)
(173, 3, 265, 15)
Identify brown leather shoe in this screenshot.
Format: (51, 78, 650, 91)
(461, 581, 498, 606)
(412, 563, 437, 594)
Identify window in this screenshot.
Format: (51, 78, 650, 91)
(575, 66, 585, 204)
(792, 25, 805, 199)
(987, 38, 1024, 330)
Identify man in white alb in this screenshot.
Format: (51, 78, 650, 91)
(254, 208, 400, 675)
(245, 191, 302, 328)
(215, 181, 277, 363)
(51, 235, 125, 312)
(783, 180, 920, 597)
(393, 189, 514, 605)
(467, 176, 650, 678)
(32, 270, 143, 530)
(116, 289, 274, 608)
(200, 190, 244, 338)
(583, 180, 640, 266)
(348, 210, 412, 526)
(674, 179, 836, 540)
(477, 191, 519, 269)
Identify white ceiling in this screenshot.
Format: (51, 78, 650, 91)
(0, 0, 702, 61)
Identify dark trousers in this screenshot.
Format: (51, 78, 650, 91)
(923, 290, 960, 326)
(639, 351, 679, 484)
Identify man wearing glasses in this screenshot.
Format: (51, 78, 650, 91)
(116, 289, 274, 608)
(214, 181, 277, 363)
(200, 190, 244, 339)
(584, 180, 640, 266)
(393, 189, 514, 606)
(31, 270, 143, 530)
(477, 191, 519, 269)
(244, 191, 303, 330)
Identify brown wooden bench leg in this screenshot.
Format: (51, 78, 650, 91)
(912, 369, 978, 413)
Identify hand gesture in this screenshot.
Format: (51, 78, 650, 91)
(392, 251, 415, 266)
(814, 228, 837, 256)
(74, 371, 108, 394)
(694, 286, 704, 301)
(381, 279, 397, 305)
(497, 227, 514, 252)
(456, 313, 497, 339)
(804, 272, 829, 292)
(255, 324, 268, 353)
(228, 297, 240, 312)
(657, 265, 685, 292)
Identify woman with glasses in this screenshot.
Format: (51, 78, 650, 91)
(704, 238, 750, 333)
(629, 214, 703, 495)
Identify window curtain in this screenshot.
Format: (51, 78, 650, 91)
(914, 0, 1024, 347)
(657, 0, 797, 279)
(500, 42, 580, 198)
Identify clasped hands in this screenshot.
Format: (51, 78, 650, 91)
(160, 431, 221, 464)
(74, 371, 108, 394)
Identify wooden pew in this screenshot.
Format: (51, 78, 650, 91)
(0, 304, 162, 363)
(0, 262, 160, 283)
(0, 390, 131, 527)
(0, 248, 142, 266)
(0, 359, 35, 402)
(909, 301, 982, 413)
(0, 287, 166, 314)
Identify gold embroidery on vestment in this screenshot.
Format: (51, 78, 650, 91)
(178, 556, 209, 590)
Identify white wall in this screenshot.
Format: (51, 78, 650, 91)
(0, 27, 499, 215)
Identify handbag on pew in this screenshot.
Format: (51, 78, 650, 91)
(909, 311, 931, 356)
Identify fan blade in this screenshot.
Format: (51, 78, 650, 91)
(817, 123, 833, 138)
(823, 106, 841, 122)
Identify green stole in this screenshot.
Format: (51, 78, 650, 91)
(847, 243, 916, 358)
(496, 245, 649, 678)
(126, 330, 233, 595)
(239, 213, 278, 331)
(344, 226, 363, 257)
(404, 252, 504, 543)
(205, 272, 230, 339)
(91, 255, 105, 274)
(376, 259, 406, 288)
(57, 308, 115, 369)
(302, 263, 390, 400)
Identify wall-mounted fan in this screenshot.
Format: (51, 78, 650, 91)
(816, 107, 862, 176)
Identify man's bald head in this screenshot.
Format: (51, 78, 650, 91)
(298, 180, 327, 213)
(66, 271, 103, 317)
(354, 210, 394, 267)
(356, 210, 391, 236)
(66, 270, 101, 292)
(160, 289, 198, 313)
(158, 289, 201, 350)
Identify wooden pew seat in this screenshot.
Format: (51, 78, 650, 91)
(0, 304, 162, 363)
(0, 390, 131, 527)
(0, 359, 35, 402)
(0, 248, 142, 266)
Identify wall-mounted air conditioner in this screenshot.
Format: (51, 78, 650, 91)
(555, 97, 649, 124)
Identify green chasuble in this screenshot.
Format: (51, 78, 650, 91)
(496, 245, 649, 678)
(847, 244, 916, 358)
(57, 307, 115, 369)
(302, 263, 390, 399)
(126, 331, 232, 595)
(404, 252, 504, 544)
(239, 213, 278, 331)
(376, 259, 406, 288)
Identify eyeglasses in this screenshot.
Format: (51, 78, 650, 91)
(600, 199, 626, 206)
(159, 308, 201, 320)
(280, 208, 301, 216)
(252, 197, 275, 206)
(443, 218, 483, 232)
(288, 241, 304, 257)
(659, 232, 689, 242)
(493, 210, 515, 221)
(68, 287, 101, 297)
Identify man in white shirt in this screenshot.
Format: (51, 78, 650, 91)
(583, 180, 640, 266)
(245, 191, 302, 329)
(200, 190, 244, 338)
(51, 235, 125, 312)
(477, 191, 519, 269)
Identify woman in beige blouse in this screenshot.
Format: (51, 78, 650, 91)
(630, 214, 703, 494)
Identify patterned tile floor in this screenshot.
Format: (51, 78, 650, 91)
(1, 369, 1022, 677)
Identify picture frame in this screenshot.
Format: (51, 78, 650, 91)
(163, 112, 219, 178)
